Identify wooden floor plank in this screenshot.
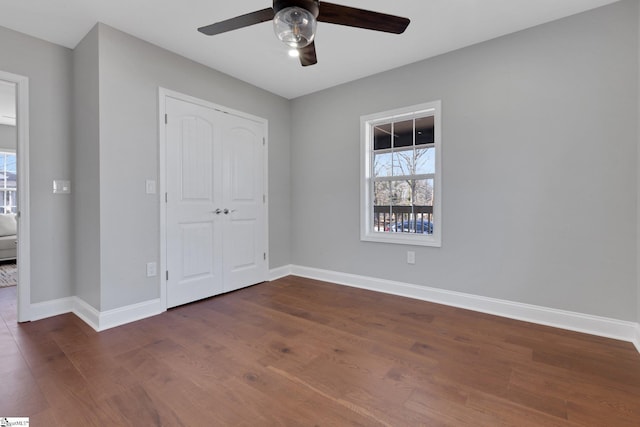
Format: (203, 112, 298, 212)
(1, 276, 639, 425)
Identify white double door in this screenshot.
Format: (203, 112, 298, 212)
(165, 95, 267, 308)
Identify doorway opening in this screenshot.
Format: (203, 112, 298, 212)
(0, 70, 30, 323)
(0, 80, 17, 323)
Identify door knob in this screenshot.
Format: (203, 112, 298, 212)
(213, 209, 222, 214)
(223, 208, 236, 215)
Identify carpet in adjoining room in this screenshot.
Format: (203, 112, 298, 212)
(0, 263, 17, 288)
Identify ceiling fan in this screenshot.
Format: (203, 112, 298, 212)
(197, 0, 410, 67)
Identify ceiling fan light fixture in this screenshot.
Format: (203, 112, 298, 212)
(273, 6, 317, 48)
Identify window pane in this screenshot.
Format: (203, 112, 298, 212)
(415, 116, 434, 146)
(388, 178, 435, 235)
(373, 124, 392, 150)
(390, 180, 413, 206)
(373, 181, 391, 232)
(391, 218, 433, 234)
(373, 152, 392, 177)
(393, 119, 413, 148)
(415, 147, 435, 175)
(392, 149, 413, 177)
(413, 178, 434, 207)
(373, 180, 391, 206)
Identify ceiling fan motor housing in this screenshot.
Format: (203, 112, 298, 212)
(273, 0, 319, 17)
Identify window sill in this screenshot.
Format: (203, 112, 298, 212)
(361, 232, 441, 247)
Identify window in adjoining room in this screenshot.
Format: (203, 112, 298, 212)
(0, 151, 16, 214)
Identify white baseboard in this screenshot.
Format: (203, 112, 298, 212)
(30, 297, 75, 321)
(29, 296, 165, 332)
(97, 298, 164, 331)
(73, 297, 100, 330)
(291, 265, 640, 349)
(269, 264, 293, 281)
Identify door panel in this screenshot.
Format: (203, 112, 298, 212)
(229, 133, 256, 201)
(166, 97, 223, 308)
(181, 117, 213, 200)
(165, 95, 266, 306)
(222, 116, 267, 292)
(229, 221, 257, 269)
(181, 223, 213, 279)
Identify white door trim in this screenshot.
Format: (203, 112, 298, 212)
(158, 87, 269, 309)
(0, 70, 31, 322)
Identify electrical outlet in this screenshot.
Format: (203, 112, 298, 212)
(407, 251, 415, 265)
(146, 179, 156, 194)
(146, 262, 157, 277)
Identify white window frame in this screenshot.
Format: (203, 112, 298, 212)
(360, 101, 442, 247)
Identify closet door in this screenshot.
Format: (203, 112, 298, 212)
(221, 114, 267, 292)
(165, 97, 224, 308)
(164, 95, 267, 308)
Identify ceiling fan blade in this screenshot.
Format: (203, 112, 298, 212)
(198, 8, 275, 36)
(318, 2, 410, 34)
(298, 42, 318, 66)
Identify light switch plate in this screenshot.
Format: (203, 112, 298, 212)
(53, 180, 71, 194)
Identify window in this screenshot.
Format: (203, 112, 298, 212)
(0, 151, 17, 214)
(360, 101, 441, 247)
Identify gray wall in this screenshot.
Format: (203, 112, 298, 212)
(0, 26, 74, 303)
(290, 0, 639, 321)
(73, 26, 101, 308)
(95, 24, 291, 310)
(0, 124, 16, 151)
(637, 0, 640, 327)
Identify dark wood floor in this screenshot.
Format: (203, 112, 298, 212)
(1, 276, 640, 426)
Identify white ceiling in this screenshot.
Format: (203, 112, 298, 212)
(0, 0, 620, 99)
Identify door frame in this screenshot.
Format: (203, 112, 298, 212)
(0, 70, 31, 322)
(158, 88, 269, 309)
